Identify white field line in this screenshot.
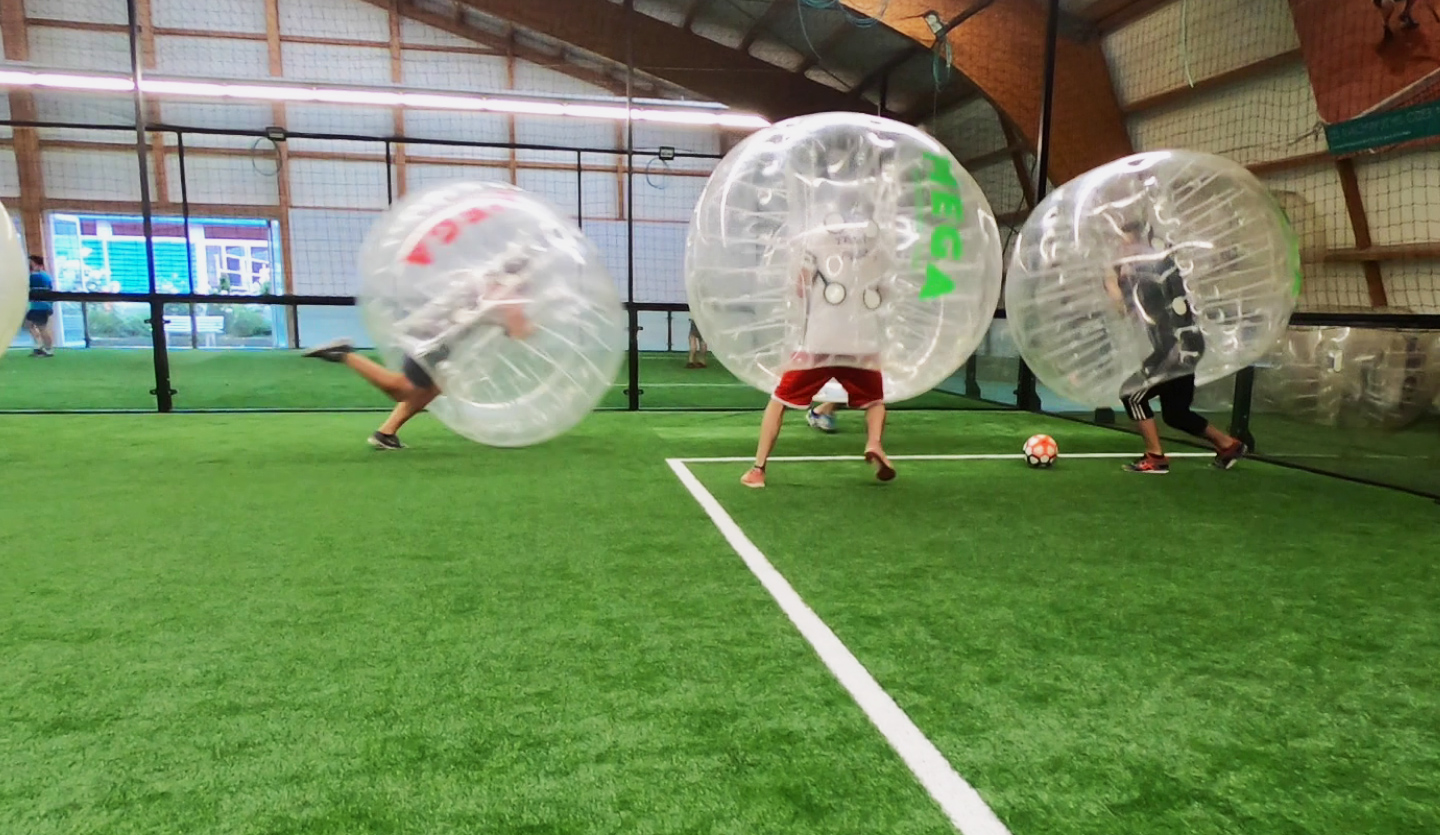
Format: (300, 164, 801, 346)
(667, 458, 1012, 835)
(675, 452, 1215, 464)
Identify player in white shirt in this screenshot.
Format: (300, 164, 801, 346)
(741, 221, 896, 488)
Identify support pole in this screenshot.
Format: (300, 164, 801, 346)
(1015, 0, 1062, 413)
(624, 0, 641, 410)
(1229, 366, 1257, 451)
(129, 0, 173, 411)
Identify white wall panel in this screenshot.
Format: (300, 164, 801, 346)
(153, 0, 266, 34)
(288, 208, 379, 296)
(513, 62, 612, 99)
(514, 168, 581, 217)
(27, 26, 130, 72)
(165, 153, 279, 205)
(633, 173, 706, 222)
(404, 111, 511, 151)
(1261, 165, 1356, 255)
(400, 18, 479, 50)
(0, 149, 20, 198)
(1382, 263, 1440, 313)
(1105, 0, 1298, 106)
(632, 221, 688, 303)
(282, 43, 391, 86)
(1294, 262, 1371, 311)
(406, 163, 510, 192)
(42, 149, 140, 201)
(155, 35, 269, 79)
(289, 159, 390, 209)
(33, 92, 134, 136)
(26, 0, 128, 25)
(633, 124, 721, 156)
(159, 102, 276, 145)
(285, 105, 394, 142)
(583, 219, 631, 300)
(401, 51, 508, 93)
(1127, 65, 1322, 166)
(515, 116, 615, 152)
(279, 0, 389, 41)
(1355, 150, 1440, 248)
(580, 171, 619, 219)
(971, 160, 1026, 216)
(931, 99, 1008, 162)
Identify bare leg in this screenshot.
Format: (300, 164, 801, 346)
(742, 400, 788, 486)
(24, 321, 41, 350)
(40, 322, 54, 352)
(342, 353, 412, 401)
(1201, 423, 1238, 452)
(687, 335, 700, 366)
(379, 387, 439, 435)
(1136, 417, 1165, 456)
(813, 401, 838, 417)
(863, 403, 895, 481)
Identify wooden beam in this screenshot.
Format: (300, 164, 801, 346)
(1326, 243, 1440, 263)
(2, 0, 45, 256)
(1335, 157, 1388, 306)
(506, 26, 518, 185)
(1248, 151, 1332, 177)
(1124, 49, 1303, 115)
(388, 0, 407, 200)
(263, 0, 299, 346)
(453, 0, 876, 119)
(738, 0, 785, 53)
(25, 17, 499, 54)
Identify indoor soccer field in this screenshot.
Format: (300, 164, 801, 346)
(6, 0, 1440, 832)
(4, 404, 1439, 835)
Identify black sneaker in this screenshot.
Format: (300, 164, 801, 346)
(29, 348, 44, 357)
(302, 338, 355, 363)
(367, 432, 405, 450)
(1213, 441, 1248, 470)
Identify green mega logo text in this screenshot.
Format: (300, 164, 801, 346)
(919, 152, 965, 300)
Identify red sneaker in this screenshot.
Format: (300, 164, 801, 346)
(1122, 454, 1169, 474)
(1213, 441, 1248, 470)
(741, 466, 766, 488)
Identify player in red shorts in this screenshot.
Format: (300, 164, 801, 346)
(741, 222, 896, 488)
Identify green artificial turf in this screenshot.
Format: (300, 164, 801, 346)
(0, 348, 991, 412)
(1, 410, 1437, 834)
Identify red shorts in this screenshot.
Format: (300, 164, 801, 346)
(773, 366, 884, 409)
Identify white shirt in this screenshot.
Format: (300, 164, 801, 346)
(796, 240, 889, 361)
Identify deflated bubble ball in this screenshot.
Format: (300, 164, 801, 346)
(1006, 150, 1300, 407)
(0, 202, 28, 356)
(359, 181, 625, 447)
(685, 112, 1003, 403)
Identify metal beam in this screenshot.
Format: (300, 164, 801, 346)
(454, 0, 874, 119)
(738, 0, 786, 52)
(795, 15, 856, 74)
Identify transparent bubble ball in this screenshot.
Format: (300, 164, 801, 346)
(359, 181, 625, 447)
(1006, 150, 1301, 407)
(685, 112, 1003, 402)
(0, 202, 28, 355)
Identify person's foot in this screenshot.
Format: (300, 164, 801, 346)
(302, 338, 355, 363)
(29, 348, 44, 356)
(807, 407, 838, 434)
(741, 465, 766, 488)
(865, 449, 896, 482)
(38, 350, 54, 358)
(685, 361, 699, 369)
(367, 432, 406, 450)
(1213, 440, 1248, 470)
(1123, 453, 1169, 474)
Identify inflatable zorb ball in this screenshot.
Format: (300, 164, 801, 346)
(359, 182, 625, 447)
(685, 113, 1003, 402)
(0, 202, 27, 356)
(1006, 150, 1301, 406)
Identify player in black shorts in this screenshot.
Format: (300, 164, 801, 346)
(1107, 221, 1247, 474)
(303, 254, 535, 449)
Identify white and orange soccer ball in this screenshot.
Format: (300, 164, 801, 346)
(1023, 434, 1058, 468)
